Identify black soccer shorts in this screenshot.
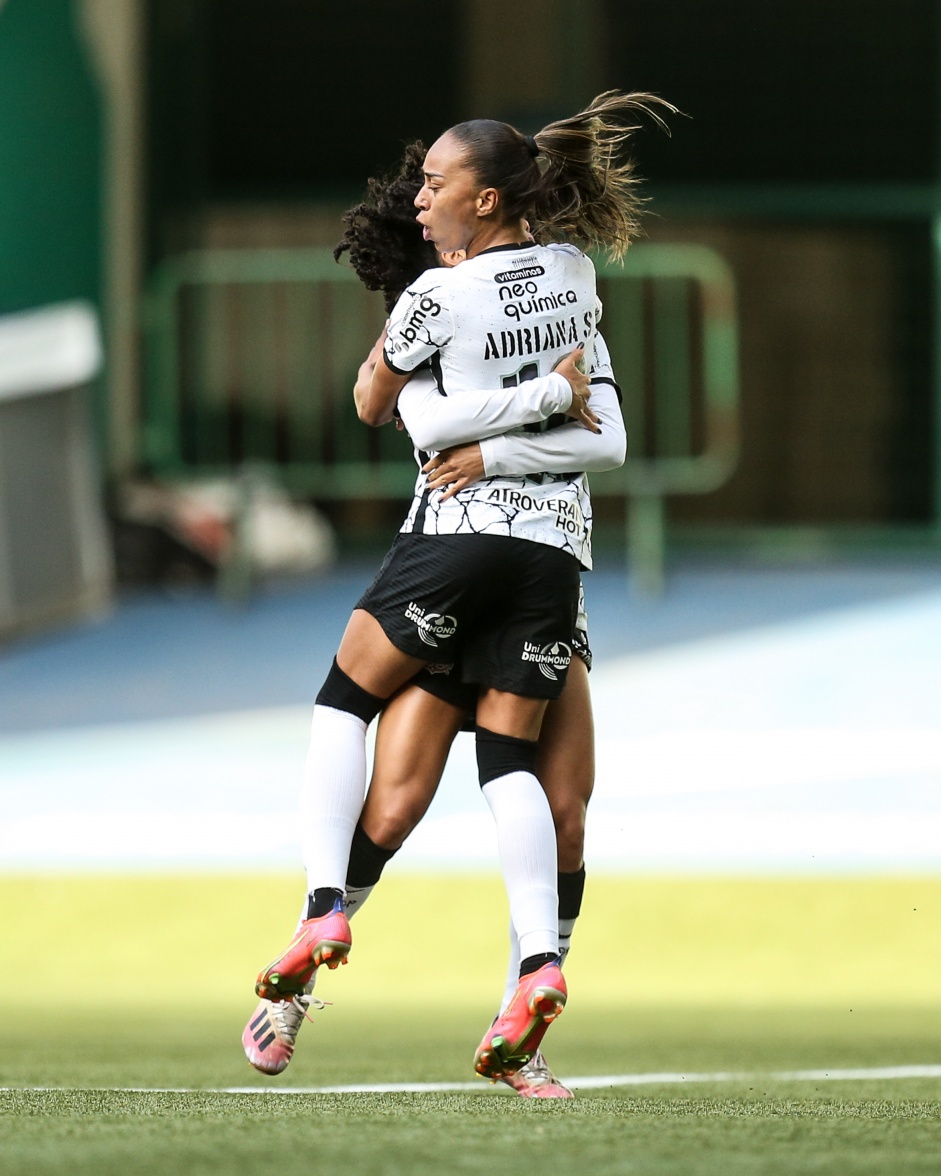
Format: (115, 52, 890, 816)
(413, 621, 592, 717)
(355, 532, 580, 700)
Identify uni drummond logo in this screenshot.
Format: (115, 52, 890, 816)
(521, 640, 572, 681)
(405, 602, 458, 647)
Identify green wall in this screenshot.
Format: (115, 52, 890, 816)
(0, 0, 101, 317)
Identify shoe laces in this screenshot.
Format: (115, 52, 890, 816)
(270, 993, 330, 1038)
(517, 1050, 556, 1086)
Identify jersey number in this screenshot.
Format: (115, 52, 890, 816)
(501, 362, 562, 435)
(501, 362, 539, 389)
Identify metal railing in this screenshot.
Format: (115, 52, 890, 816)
(595, 245, 740, 592)
(143, 244, 739, 593)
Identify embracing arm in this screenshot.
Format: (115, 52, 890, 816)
(478, 379, 625, 475)
(354, 329, 411, 427)
(397, 361, 588, 452)
(423, 379, 625, 498)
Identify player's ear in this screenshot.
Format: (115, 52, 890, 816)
(476, 187, 498, 218)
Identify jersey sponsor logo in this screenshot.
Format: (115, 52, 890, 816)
(483, 313, 594, 360)
(405, 601, 458, 647)
(521, 640, 572, 681)
(400, 294, 442, 344)
(494, 266, 546, 283)
(485, 489, 584, 536)
(499, 283, 579, 322)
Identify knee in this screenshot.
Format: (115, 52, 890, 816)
(361, 788, 429, 851)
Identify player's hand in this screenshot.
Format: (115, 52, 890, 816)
(553, 346, 600, 433)
(422, 443, 485, 501)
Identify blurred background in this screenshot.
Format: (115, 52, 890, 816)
(1, 0, 939, 875)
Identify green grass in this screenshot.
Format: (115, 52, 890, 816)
(4, 1088, 941, 1176)
(1, 874, 940, 1174)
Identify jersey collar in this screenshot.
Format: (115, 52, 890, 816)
(474, 242, 532, 257)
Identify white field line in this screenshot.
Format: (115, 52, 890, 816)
(4, 1065, 941, 1095)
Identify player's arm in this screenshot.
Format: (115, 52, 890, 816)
(424, 381, 624, 499)
(424, 334, 625, 498)
(357, 278, 455, 428)
(480, 331, 624, 474)
(355, 337, 413, 427)
(477, 379, 625, 476)
(396, 347, 595, 452)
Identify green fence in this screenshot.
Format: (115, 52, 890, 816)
(143, 244, 739, 592)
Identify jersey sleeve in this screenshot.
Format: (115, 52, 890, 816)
(396, 373, 572, 453)
(383, 277, 455, 374)
(587, 329, 622, 402)
(477, 379, 625, 476)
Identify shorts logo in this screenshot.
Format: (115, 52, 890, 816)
(521, 640, 572, 681)
(425, 663, 453, 676)
(405, 602, 458, 648)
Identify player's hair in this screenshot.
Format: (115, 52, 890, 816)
(333, 141, 436, 311)
(448, 90, 677, 261)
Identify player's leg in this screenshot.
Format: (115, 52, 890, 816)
(254, 608, 425, 1002)
(345, 682, 466, 908)
(495, 654, 592, 1096)
(475, 686, 558, 970)
(469, 702, 563, 1075)
(244, 683, 463, 1074)
(537, 652, 592, 940)
(256, 531, 473, 1002)
(469, 540, 580, 1079)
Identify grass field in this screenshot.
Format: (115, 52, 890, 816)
(2, 874, 940, 1174)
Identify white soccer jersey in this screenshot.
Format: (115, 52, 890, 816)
(384, 242, 604, 566)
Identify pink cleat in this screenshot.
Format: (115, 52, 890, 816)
(242, 994, 317, 1075)
(474, 960, 567, 1080)
(255, 899, 351, 1001)
(499, 1050, 574, 1098)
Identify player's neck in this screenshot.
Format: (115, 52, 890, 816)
(465, 219, 529, 259)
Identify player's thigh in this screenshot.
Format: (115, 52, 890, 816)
(336, 609, 427, 698)
(360, 685, 465, 848)
(476, 688, 548, 742)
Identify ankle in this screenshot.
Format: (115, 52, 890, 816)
(306, 887, 344, 919)
(519, 952, 557, 978)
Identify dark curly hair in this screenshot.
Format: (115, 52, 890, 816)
(334, 141, 438, 312)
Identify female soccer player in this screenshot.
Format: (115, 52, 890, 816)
(250, 91, 671, 1080)
(243, 143, 615, 1095)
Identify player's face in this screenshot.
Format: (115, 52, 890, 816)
(414, 133, 486, 255)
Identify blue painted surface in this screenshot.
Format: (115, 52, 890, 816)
(1, 556, 938, 734)
(0, 555, 939, 871)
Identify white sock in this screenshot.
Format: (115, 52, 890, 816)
(499, 918, 522, 1013)
(300, 704, 369, 894)
(481, 771, 559, 962)
(343, 884, 375, 916)
(558, 916, 577, 966)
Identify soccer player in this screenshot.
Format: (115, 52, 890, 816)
(244, 141, 615, 1093)
(248, 91, 671, 1081)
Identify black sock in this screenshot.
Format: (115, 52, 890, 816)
(519, 951, 557, 978)
(347, 822, 398, 888)
(306, 887, 344, 919)
(558, 865, 586, 922)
